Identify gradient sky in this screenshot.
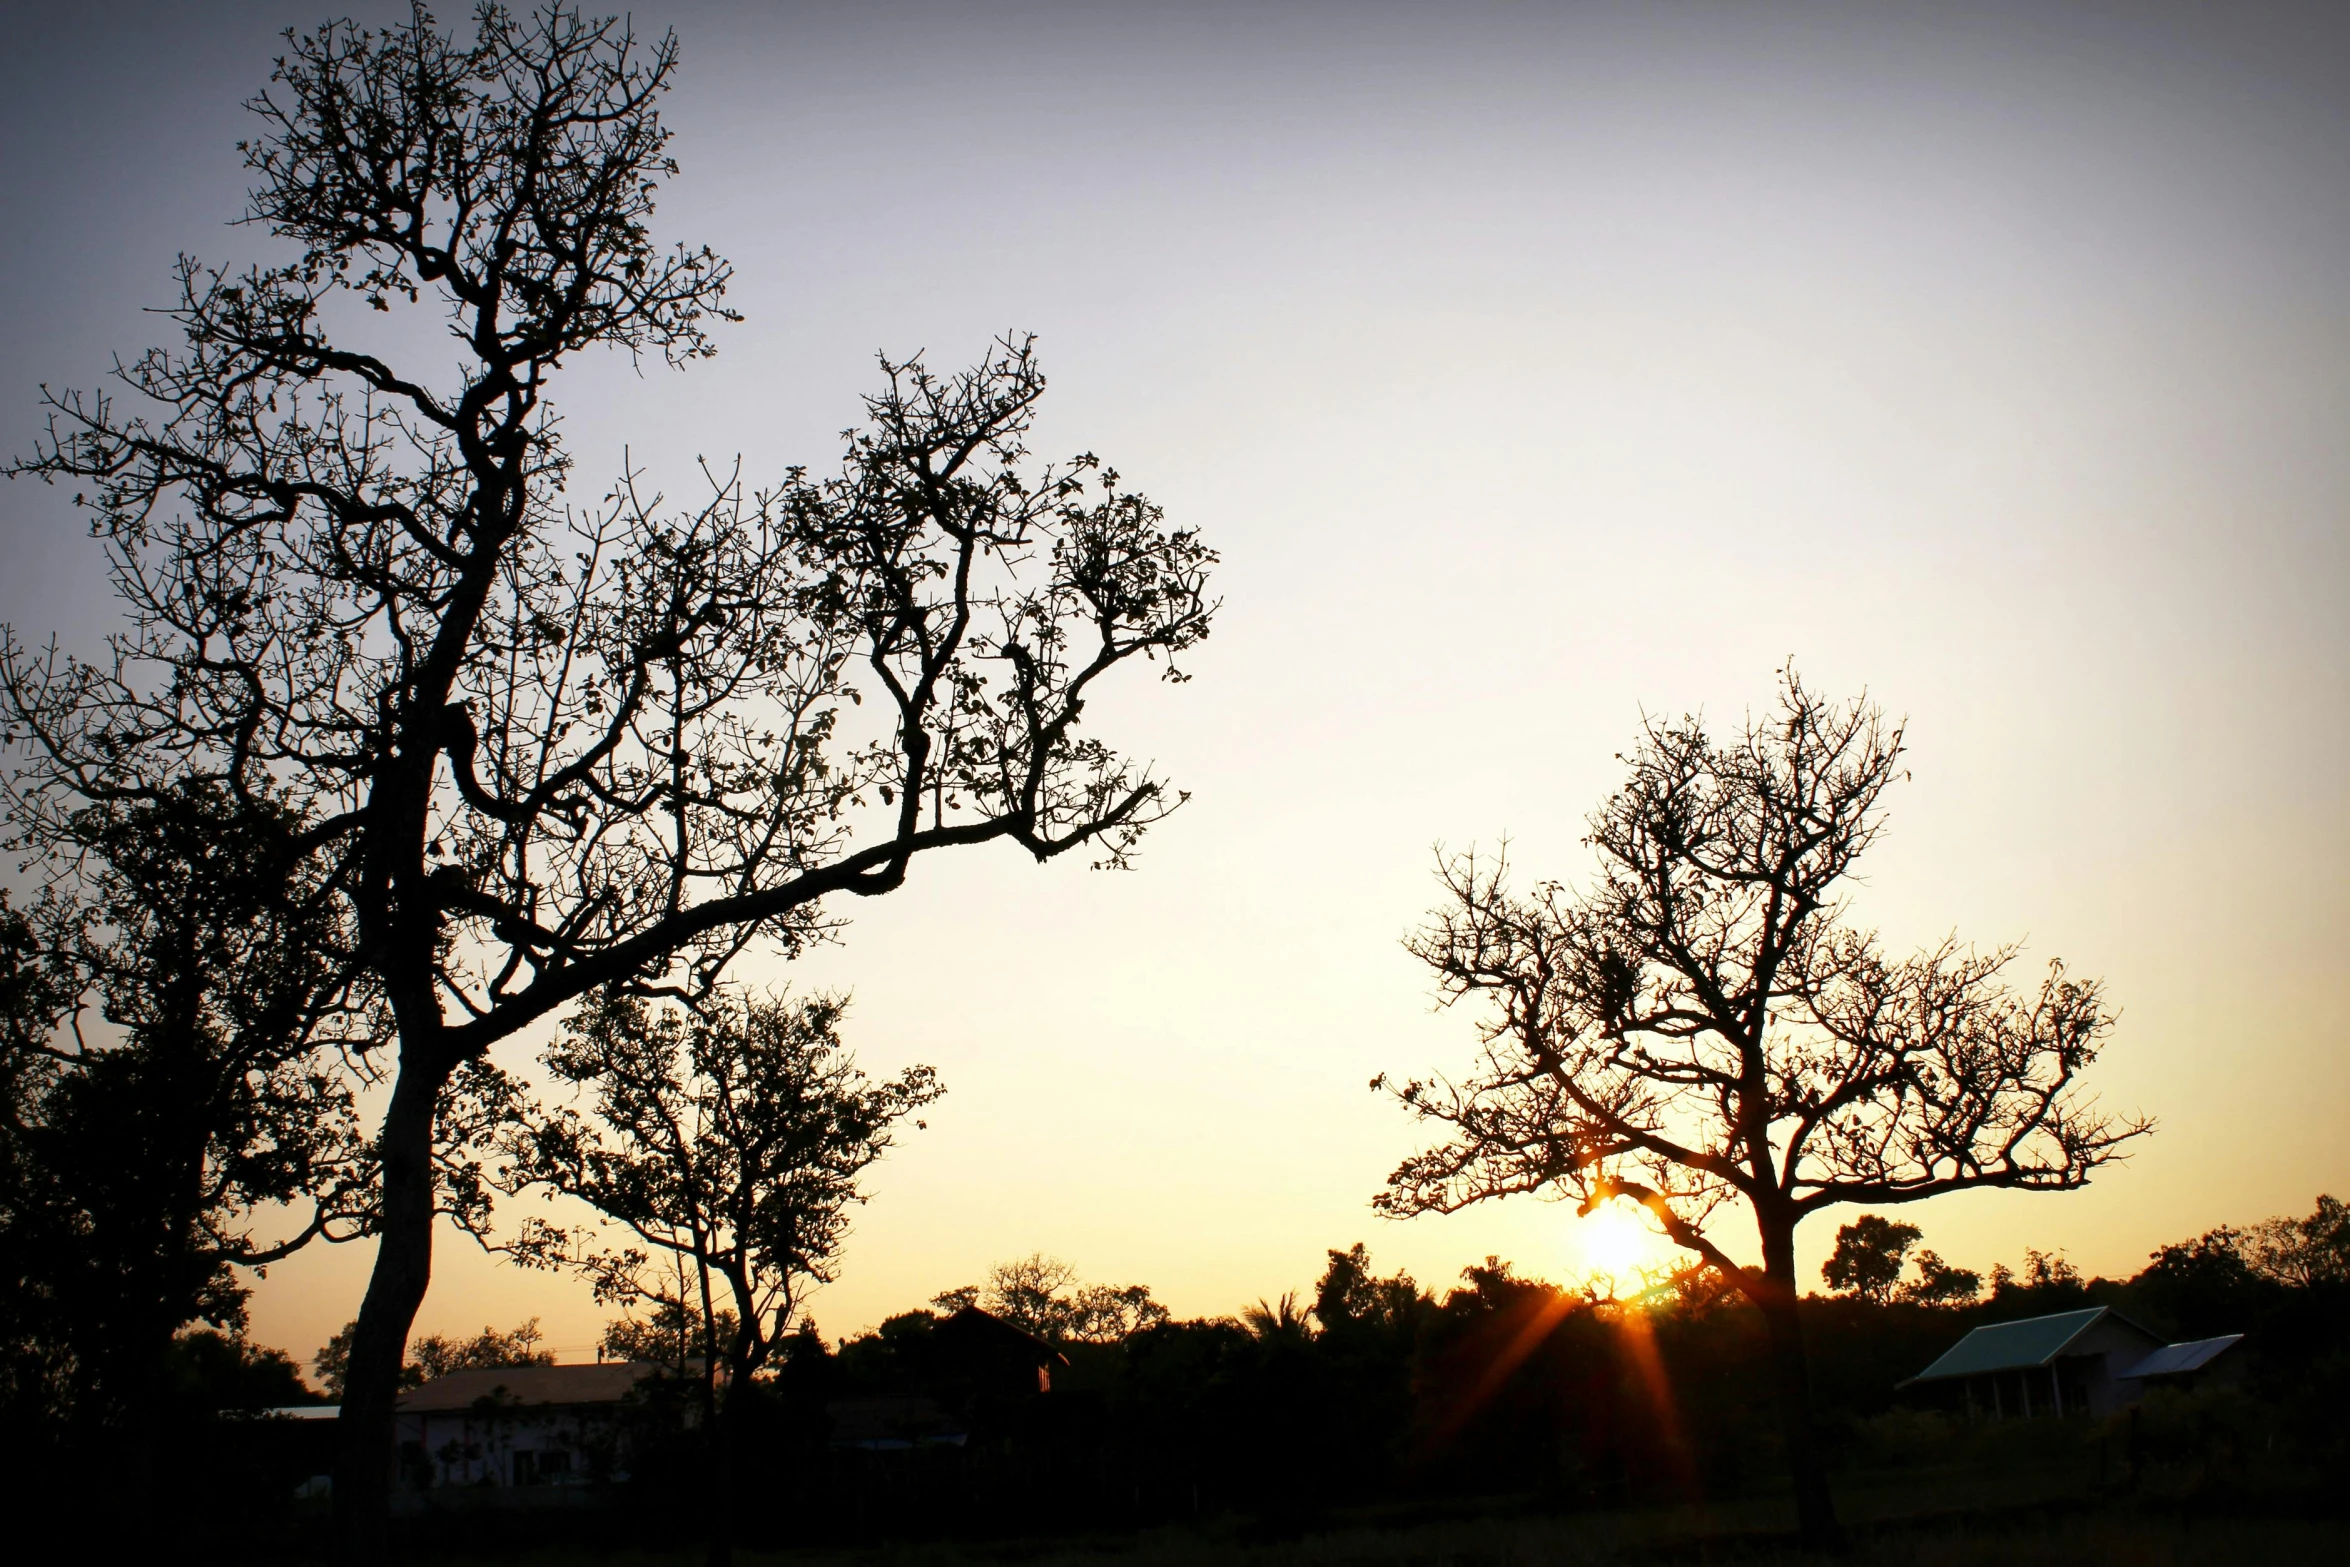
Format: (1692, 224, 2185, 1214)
(3, 1, 2345, 1371)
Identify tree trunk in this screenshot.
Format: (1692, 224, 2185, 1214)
(706, 1377, 741, 1567)
(333, 1053, 444, 1564)
(1756, 1219, 1839, 1548)
(695, 1265, 731, 1567)
(107, 1324, 171, 1554)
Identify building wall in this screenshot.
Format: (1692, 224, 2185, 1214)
(1950, 1323, 2165, 1420)
(393, 1408, 619, 1488)
(2068, 1317, 2165, 1417)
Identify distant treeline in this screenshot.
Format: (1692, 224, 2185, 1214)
(613, 1198, 2350, 1542)
(5, 1198, 2342, 1554)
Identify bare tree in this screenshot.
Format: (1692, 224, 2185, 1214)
(598, 1291, 736, 1376)
(932, 1253, 1172, 1344)
(499, 988, 934, 1563)
(1377, 669, 2147, 1544)
(1, 5, 1214, 1547)
(2246, 1196, 2350, 1289)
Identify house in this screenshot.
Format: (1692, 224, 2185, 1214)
(1902, 1307, 2243, 1418)
(394, 1361, 669, 1490)
(824, 1306, 1063, 1453)
(931, 1305, 1065, 1396)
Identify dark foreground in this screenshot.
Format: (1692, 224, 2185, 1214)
(290, 1407, 2343, 1567)
(350, 1503, 2346, 1567)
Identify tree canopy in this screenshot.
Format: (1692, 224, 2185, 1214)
(1378, 668, 2148, 1542)
(503, 989, 940, 1390)
(0, 6, 1214, 1541)
(930, 1255, 1172, 1345)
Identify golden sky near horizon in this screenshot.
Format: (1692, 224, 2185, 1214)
(1, 1, 2344, 1374)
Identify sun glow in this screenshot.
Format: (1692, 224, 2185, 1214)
(1574, 1202, 1672, 1285)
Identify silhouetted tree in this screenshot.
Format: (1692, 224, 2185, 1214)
(1241, 1292, 1311, 1344)
(311, 1315, 553, 1400)
(0, 895, 79, 1428)
(1899, 1248, 1981, 1305)
(500, 988, 939, 1562)
(1, 5, 1213, 1546)
(2245, 1195, 2350, 1288)
(2125, 1195, 2350, 1411)
(1822, 1215, 1921, 1305)
(1989, 1248, 2093, 1313)
(1304, 1243, 1433, 1489)
(165, 1328, 318, 1412)
(1821, 1216, 1982, 1307)
(1377, 669, 2148, 1544)
(1069, 1283, 1171, 1343)
(2132, 1229, 2268, 1340)
(951, 1254, 1076, 1336)
(601, 1295, 739, 1376)
(1314, 1243, 1431, 1339)
(934, 1254, 1171, 1344)
(0, 783, 392, 1536)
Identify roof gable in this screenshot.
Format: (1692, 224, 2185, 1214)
(935, 1305, 1065, 1366)
(1907, 1307, 2162, 1383)
(395, 1361, 663, 1412)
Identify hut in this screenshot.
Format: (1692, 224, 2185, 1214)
(1904, 1307, 2160, 1418)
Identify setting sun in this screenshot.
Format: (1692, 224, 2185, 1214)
(1574, 1202, 1674, 1285)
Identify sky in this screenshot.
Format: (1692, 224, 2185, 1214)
(2, 0, 2345, 1373)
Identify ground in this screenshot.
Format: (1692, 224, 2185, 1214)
(384, 1499, 2343, 1567)
(286, 1392, 2345, 1565)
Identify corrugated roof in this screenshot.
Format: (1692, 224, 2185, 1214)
(2121, 1334, 2242, 1379)
(396, 1362, 663, 1412)
(1907, 1308, 2120, 1382)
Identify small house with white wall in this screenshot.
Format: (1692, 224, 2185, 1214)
(394, 1362, 668, 1490)
(1902, 1307, 2243, 1419)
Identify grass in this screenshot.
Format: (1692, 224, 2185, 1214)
(316, 1401, 2349, 1566)
(386, 1499, 2345, 1567)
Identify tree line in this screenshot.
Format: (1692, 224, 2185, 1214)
(325, 1202, 2350, 1550)
(601, 1199, 2347, 1546)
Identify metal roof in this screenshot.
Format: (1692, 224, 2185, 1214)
(395, 1362, 662, 1412)
(2121, 1334, 2243, 1379)
(1905, 1307, 2156, 1383)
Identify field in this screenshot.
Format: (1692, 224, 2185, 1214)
(384, 1433, 2343, 1567)
(280, 1392, 2347, 1565)
(266, 1381, 2340, 1567)
(391, 1504, 2344, 1567)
